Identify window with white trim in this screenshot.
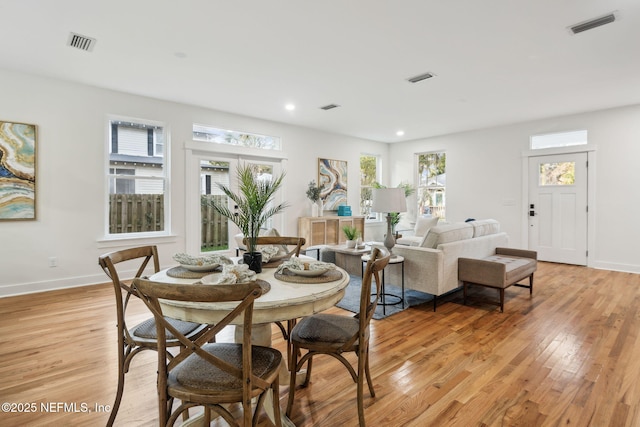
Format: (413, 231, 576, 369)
(360, 154, 380, 219)
(107, 118, 167, 235)
(417, 152, 446, 219)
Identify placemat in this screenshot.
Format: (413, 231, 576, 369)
(166, 266, 220, 279)
(274, 268, 343, 284)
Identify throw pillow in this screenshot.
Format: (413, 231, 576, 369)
(414, 216, 439, 237)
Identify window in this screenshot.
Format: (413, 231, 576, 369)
(359, 154, 379, 219)
(107, 118, 167, 235)
(531, 130, 587, 150)
(193, 124, 281, 150)
(417, 152, 446, 219)
(539, 162, 575, 185)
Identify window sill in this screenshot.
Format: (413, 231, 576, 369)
(97, 233, 178, 249)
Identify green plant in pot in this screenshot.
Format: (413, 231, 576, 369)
(342, 225, 360, 248)
(208, 163, 288, 273)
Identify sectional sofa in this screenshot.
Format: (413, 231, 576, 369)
(386, 219, 508, 310)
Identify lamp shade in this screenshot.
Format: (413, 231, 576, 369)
(371, 188, 407, 213)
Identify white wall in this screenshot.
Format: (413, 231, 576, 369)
(389, 104, 640, 273)
(0, 68, 387, 296)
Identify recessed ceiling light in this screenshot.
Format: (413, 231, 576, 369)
(396, 130, 405, 136)
(285, 104, 296, 111)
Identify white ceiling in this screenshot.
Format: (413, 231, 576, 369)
(2, 1, 640, 143)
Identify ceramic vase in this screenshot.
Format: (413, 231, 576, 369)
(311, 201, 319, 217)
(243, 252, 262, 273)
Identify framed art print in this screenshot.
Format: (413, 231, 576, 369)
(0, 121, 36, 220)
(318, 158, 347, 211)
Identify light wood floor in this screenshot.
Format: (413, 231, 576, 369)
(1, 262, 640, 426)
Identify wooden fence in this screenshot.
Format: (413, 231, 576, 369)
(109, 194, 230, 251)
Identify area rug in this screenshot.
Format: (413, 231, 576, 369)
(336, 274, 433, 320)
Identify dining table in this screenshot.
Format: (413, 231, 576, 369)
(148, 256, 350, 426)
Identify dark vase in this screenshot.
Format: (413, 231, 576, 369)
(243, 251, 262, 274)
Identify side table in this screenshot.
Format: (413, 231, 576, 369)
(361, 254, 405, 315)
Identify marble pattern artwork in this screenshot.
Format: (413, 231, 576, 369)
(0, 121, 36, 220)
(318, 158, 347, 211)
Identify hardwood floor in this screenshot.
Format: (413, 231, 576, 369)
(1, 262, 639, 426)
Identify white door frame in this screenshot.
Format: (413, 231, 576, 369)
(521, 144, 597, 267)
(184, 141, 289, 256)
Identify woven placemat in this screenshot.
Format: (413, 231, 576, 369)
(274, 268, 343, 284)
(166, 266, 220, 279)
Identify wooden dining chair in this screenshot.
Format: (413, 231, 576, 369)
(133, 277, 283, 427)
(244, 235, 306, 364)
(286, 246, 391, 426)
(242, 236, 306, 262)
(98, 246, 207, 427)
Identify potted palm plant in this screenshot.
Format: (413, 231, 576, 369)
(342, 225, 360, 248)
(209, 164, 288, 273)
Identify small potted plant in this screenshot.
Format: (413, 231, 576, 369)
(342, 225, 360, 248)
(208, 163, 288, 273)
(306, 180, 322, 216)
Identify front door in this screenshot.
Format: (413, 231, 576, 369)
(528, 152, 588, 265)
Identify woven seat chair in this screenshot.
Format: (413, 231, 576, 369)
(286, 246, 391, 426)
(98, 246, 207, 426)
(244, 236, 306, 365)
(133, 277, 283, 426)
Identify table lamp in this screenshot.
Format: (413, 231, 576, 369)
(372, 187, 407, 254)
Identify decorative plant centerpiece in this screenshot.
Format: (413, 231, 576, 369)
(306, 180, 322, 216)
(342, 225, 360, 248)
(209, 164, 287, 273)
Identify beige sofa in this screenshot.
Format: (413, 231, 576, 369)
(386, 219, 508, 310)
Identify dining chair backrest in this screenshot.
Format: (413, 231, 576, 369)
(356, 246, 391, 347)
(132, 278, 278, 426)
(243, 236, 306, 258)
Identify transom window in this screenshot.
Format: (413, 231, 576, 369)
(531, 130, 587, 150)
(193, 124, 281, 150)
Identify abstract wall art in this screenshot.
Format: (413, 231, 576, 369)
(318, 158, 347, 211)
(0, 121, 36, 220)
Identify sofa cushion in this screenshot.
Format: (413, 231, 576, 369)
(414, 216, 439, 237)
(396, 235, 423, 246)
(421, 222, 474, 248)
(470, 219, 500, 237)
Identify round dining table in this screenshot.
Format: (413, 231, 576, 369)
(149, 259, 349, 347)
(148, 258, 350, 427)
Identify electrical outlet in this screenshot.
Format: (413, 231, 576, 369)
(49, 257, 58, 267)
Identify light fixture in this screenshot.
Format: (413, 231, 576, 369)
(371, 188, 407, 255)
(285, 103, 296, 111)
(396, 130, 405, 136)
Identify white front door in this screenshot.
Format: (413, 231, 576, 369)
(528, 152, 588, 265)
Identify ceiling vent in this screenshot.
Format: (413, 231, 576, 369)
(570, 12, 616, 34)
(67, 32, 96, 52)
(407, 72, 435, 83)
(320, 104, 340, 110)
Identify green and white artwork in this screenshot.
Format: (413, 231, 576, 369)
(0, 121, 36, 220)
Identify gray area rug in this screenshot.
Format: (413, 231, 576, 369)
(336, 274, 433, 320)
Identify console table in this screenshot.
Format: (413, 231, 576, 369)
(298, 215, 365, 249)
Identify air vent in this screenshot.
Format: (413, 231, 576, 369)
(67, 32, 96, 52)
(320, 104, 340, 110)
(570, 13, 616, 34)
(407, 72, 435, 83)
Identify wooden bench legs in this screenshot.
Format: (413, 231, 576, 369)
(463, 274, 534, 312)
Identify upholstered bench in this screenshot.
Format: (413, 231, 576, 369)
(458, 248, 537, 312)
